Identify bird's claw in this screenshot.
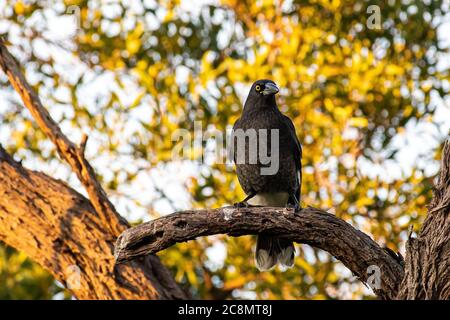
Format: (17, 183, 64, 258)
(286, 203, 302, 213)
(234, 201, 249, 208)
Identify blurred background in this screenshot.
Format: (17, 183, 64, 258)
(0, 0, 449, 299)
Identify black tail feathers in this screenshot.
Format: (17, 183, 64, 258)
(255, 235, 295, 271)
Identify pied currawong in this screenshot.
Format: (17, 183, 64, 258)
(231, 79, 303, 271)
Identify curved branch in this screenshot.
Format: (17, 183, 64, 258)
(115, 206, 404, 299)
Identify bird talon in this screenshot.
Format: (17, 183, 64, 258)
(286, 203, 302, 213)
(234, 201, 249, 208)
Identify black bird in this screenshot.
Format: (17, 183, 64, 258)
(231, 79, 302, 271)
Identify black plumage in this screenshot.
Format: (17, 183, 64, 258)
(231, 79, 302, 270)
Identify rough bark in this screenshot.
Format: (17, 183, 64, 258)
(115, 206, 404, 299)
(0, 146, 187, 299)
(0, 38, 187, 299)
(397, 140, 450, 299)
(0, 37, 123, 236)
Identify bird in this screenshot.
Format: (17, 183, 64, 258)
(231, 79, 302, 271)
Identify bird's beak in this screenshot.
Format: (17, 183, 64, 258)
(262, 82, 280, 95)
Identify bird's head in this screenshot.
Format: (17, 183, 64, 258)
(250, 79, 280, 97)
(243, 79, 280, 111)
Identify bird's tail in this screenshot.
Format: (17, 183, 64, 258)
(255, 235, 295, 271)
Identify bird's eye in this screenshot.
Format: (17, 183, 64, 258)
(255, 85, 261, 92)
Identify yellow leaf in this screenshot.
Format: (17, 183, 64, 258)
(126, 38, 141, 55)
(348, 117, 368, 128)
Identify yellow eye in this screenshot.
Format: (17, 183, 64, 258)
(255, 85, 261, 91)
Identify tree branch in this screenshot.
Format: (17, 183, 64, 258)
(0, 145, 187, 299)
(115, 206, 404, 299)
(0, 37, 124, 236)
(0, 38, 187, 299)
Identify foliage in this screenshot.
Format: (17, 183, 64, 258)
(0, 0, 448, 299)
(0, 245, 69, 299)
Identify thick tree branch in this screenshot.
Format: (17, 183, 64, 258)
(0, 38, 124, 236)
(0, 145, 187, 299)
(115, 206, 404, 299)
(0, 38, 187, 299)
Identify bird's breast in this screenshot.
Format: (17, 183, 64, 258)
(247, 192, 290, 207)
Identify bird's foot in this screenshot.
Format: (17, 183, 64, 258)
(234, 201, 249, 208)
(286, 203, 302, 213)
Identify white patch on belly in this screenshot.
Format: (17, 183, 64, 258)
(247, 192, 289, 207)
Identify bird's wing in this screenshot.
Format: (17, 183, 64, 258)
(230, 118, 241, 164)
(282, 115, 302, 199)
(282, 115, 302, 170)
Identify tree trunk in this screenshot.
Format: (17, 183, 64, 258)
(397, 140, 450, 299)
(0, 146, 187, 299)
(0, 37, 187, 300)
